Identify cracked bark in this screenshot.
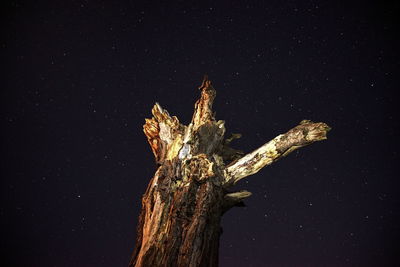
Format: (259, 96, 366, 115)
(129, 76, 331, 267)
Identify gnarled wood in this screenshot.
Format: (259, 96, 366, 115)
(223, 120, 331, 185)
(130, 76, 331, 267)
(191, 75, 217, 129)
(143, 103, 185, 164)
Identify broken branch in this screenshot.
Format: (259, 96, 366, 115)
(223, 120, 331, 185)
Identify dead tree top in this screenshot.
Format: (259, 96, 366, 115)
(143, 76, 331, 188)
(131, 76, 330, 267)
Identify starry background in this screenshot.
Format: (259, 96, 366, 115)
(2, 0, 399, 266)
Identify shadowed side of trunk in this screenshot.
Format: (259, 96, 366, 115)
(129, 160, 224, 267)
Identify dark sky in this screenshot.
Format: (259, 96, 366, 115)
(2, 1, 399, 266)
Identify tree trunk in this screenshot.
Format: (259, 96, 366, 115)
(129, 76, 331, 267)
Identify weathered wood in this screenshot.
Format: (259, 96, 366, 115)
(129, 76, 330, 267)
(223, 120, 331, 185)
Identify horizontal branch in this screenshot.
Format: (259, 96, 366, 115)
(222, 190, 252, 212)
(224, 190, 252, 201)
(223, 120, 331, 185)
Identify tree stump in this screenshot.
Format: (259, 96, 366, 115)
(129, 76, 331, 267)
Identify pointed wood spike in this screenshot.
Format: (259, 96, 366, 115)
(199, 74, 211, 90)
(152, 102, 170, 122)
(191, 76, 217, 129)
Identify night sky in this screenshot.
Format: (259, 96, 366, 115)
(2, 1, 399, 266)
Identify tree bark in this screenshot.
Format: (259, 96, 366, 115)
(129, 76, 331, 267)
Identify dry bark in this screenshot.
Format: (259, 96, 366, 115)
(129, 76, 331, 267)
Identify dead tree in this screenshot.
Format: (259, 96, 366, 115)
(129, 76, 331, 267)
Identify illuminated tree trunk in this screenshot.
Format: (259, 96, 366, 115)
(129, 76, 331, 267)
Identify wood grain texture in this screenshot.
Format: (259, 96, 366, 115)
(224, 120, 331, 185)
(130, 76, 330, 267)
